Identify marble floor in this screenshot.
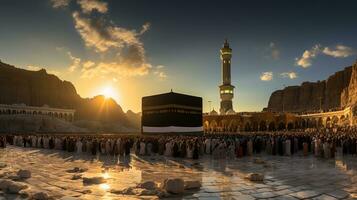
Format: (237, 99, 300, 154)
(1, 146, 357, 199)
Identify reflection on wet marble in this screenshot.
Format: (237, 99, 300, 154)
(1, 146, 357, 199)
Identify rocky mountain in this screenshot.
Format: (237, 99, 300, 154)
(0, 61, 140, 131)
(266, 61, 357, 113)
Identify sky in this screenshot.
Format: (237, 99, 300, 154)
(0, 0, 357, 113)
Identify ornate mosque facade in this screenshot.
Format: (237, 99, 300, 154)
(203, 40, 356, 133)
(0, 104, 75, 122)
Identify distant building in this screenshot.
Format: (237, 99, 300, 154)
(141, 91, 203, 135)
(0, 104, 75, 122)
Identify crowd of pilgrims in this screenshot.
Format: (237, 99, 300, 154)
(1, 128, 357, 159)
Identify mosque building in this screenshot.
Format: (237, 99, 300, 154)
(203, 40, 354, 133)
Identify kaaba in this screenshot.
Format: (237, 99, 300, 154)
(142, 91, 203, 135)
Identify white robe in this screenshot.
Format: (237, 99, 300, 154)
(187, 146, 193, 159)
(323, 143, 330, 159)
(247, 140, 253, 156)
(44, 137, 49, 149)
(147, 143, 152, 156)
(164, 142, 172, 157)
(55, 138, 62, 150)
(140, 142, 146, 155)
(32, 136, 37, 148)
(76, 141, 83, 154)
(105, 140, 111, 155)
(285, 140, 291, 156)
(205, 139, 211, 154)
(37, 137, 42, 148)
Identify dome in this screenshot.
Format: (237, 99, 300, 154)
(226, 109, 236, 115)
(209, 109, 218, 115)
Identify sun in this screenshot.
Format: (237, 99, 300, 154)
(102, 86, 115, 99)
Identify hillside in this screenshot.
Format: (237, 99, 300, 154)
(266, 61, 357, 112)
(0, 61, 140, 132)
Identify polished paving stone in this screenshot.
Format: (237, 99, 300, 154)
(1, 146, 357, 199)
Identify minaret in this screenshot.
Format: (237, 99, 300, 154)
(219, 39, 235, 114)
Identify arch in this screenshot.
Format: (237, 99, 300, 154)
(228, 120, 239, 132)
(12, 110, 17, 114)
(294, 121, 300, 129)
(252, 121, 259, 131)
(326, 117, 331, 128)
(317, 117, 323, 128)
(59, 113, 63, 119)
(33, 111, 37, 115)
(244, 122, 251, 132)
(278, 122, 285, 130)
(310, 118, 317, 128)
(332, 116, 339, 126)
(220, 119, 228, 132)
(340, 115, 345, 120)
(301, 119, 307, 128)
(259, 121, 267, 131)
(287, 122, 294, 130)
(268, 122, 276, 131)
(69, 114, 73, 122)
(210, 120, 218, 132)
(203, 121, 210, 132)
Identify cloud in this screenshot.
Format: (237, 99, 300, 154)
(72, 12, 117, 52)
(71, 11, 152, 78)
(77, 0, 108, 14)
(67, 51, 81, 72)
(260, 72, 273, 81)
(156, 65, 164, 69)
(269, 42, 280, 60)
(27, 65, 42, 71)
(281, 72, 298, 79)
(51, 0, 153, 79)
(152, 65, 168, 80)
(139, 23, 151, 35)
(80, 61, 151, 78)
(51, 0, 70, 8)
(82, 60, 95, 70)
(295, 44, 321, 68)
(322, 45, 355, 58)
(296, 44, 355, 68)
(72, 12, 146, 54)
(154, 71, 167, 79)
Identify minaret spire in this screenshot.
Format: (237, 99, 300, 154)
(219, 39, 235, 114)
(224, 39, 229, 47)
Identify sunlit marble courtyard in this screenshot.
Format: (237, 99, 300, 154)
(1, 146, 357, 199)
